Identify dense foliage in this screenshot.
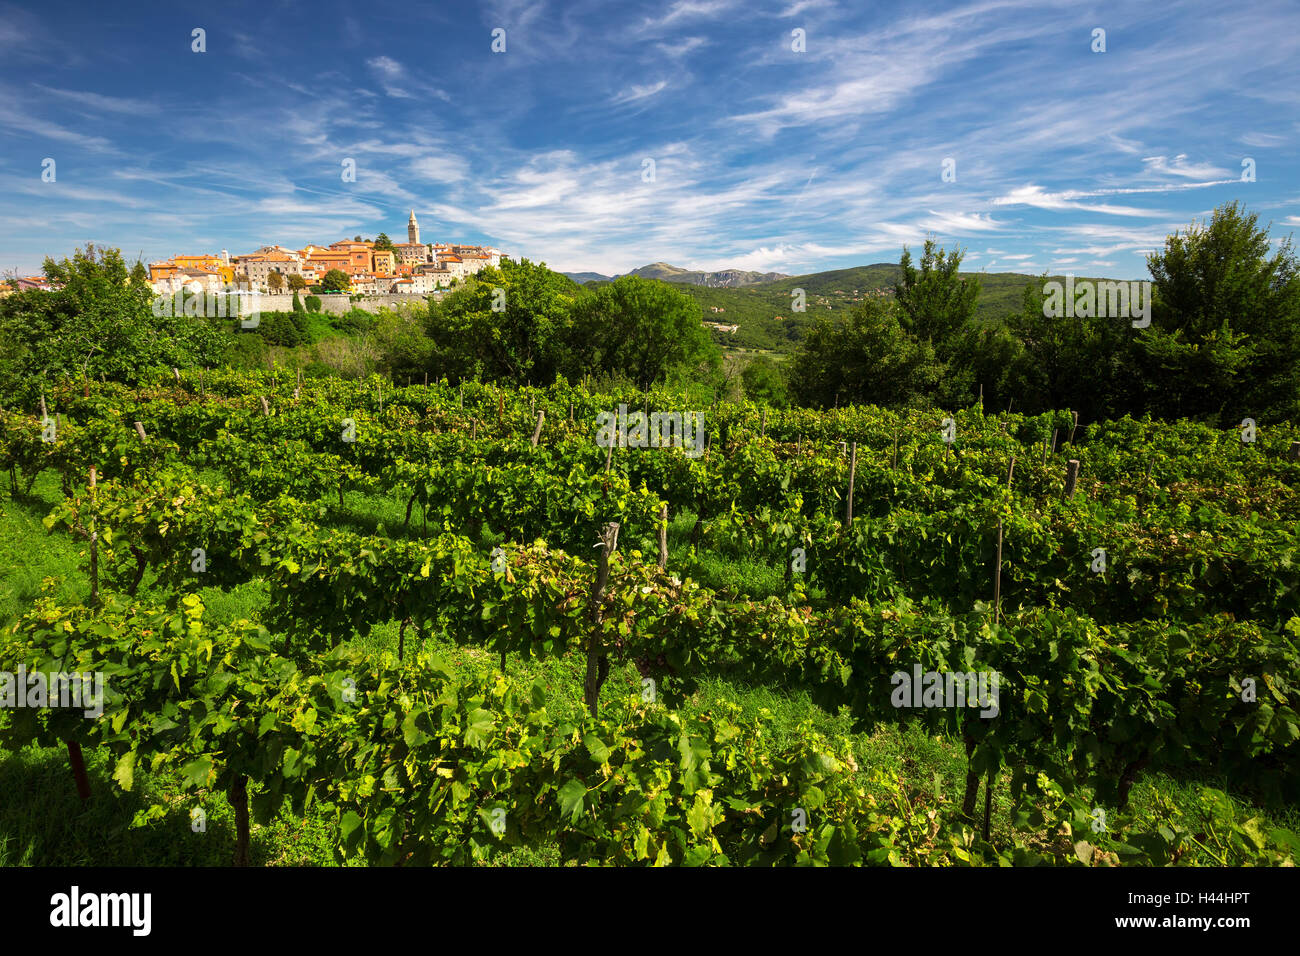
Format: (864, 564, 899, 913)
(791, 203, 1300, 425)
(2, 371, 1295, 866)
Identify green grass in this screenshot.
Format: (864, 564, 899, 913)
(0, 472, 91, 622)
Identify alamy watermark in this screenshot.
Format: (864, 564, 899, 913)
(595, 404, 704, 458)
(151, 283, 263, 327)
(890, 665, 999, 718)
(1, 667, 105, 718)
(50, 886, 150, 936)
(1042, 276, 1151, 328)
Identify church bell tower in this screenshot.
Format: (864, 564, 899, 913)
(407, 210, 420, 245)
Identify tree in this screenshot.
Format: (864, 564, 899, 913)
(374, 233, 394, 252)
(427, 258, 580, 383)
(354, 235, 362, 242)
(789, 297, 943, 409)
(1138, 201, 1300, 422)
(320, 269, 351, 293)
(292, 291, 304, 312)
(566, 274, 716, 385)
(895, 239, 981, 347)
(267, 271, 285, 294)
(304, 295, 322, 313)
(1003, 279, 1137, 422)
(740, 354, 789, 407)
(287, 274, 308, 293)
(130, 260, 150, 286)
(948, 321, 1026, 415)
(0, 244, 224, 396)
(372, 307, 434, 380)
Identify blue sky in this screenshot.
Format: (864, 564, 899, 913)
(1, 0, 1297, 279)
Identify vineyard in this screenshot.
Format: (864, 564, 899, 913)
(1, 370, 1297, 866)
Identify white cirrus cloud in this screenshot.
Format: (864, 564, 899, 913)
(1141, 154, 1232, 179)
(367, 56, 451, 102)
(612, 81, 668, 106)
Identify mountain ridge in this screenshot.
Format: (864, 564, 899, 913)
(562, 261, 791, 287)
(560, 260, 1131, 354)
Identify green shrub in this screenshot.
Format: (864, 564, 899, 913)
(332, 308, 375, 336)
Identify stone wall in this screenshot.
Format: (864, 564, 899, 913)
(255, 292, 444, 315)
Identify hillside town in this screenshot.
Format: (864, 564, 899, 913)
(1, 212, 501, 298)
(148, 211, 501, 296)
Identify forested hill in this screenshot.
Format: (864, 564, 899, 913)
(673, 264, 1118, 352)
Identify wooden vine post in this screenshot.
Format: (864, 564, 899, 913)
(657, 503, 668, 571)
(982, 763, 995, 842)
(87, 466, 99, 606)
(230, 774, 251, 867)
(844, 441, 858, 528)
(604, 413, 616, 473)
(993, 516, 1003, 626)
(259, 395, 270, 416)
(585, 522, 620, 716)
(65, 739, 91, 803)
(1288, 441, 1300, 462)
(531, 411, 545, 447)
(133, 421, 148, 443)
(66, 464, 99, 804)
(1065, 459, 1081, 499)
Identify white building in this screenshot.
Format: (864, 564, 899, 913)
(151, 269, 225, 296)
(239, 251, 303, 291)
(392, 275, 439, 294)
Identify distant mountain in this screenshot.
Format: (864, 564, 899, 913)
(627, 262, 790, 287)
(562, 260, 1128, 355)
(562, 262, 790, 287)
(672, 263, 1122, 353)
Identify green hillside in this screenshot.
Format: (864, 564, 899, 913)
(676, 264, 1115, 353)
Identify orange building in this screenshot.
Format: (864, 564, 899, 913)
(172, 254, 234, 283)
(149, 260, 180, 282)
(328, 240, 374, 276)
(299, 247, 354, 282)
(172, 254, 221, 271)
